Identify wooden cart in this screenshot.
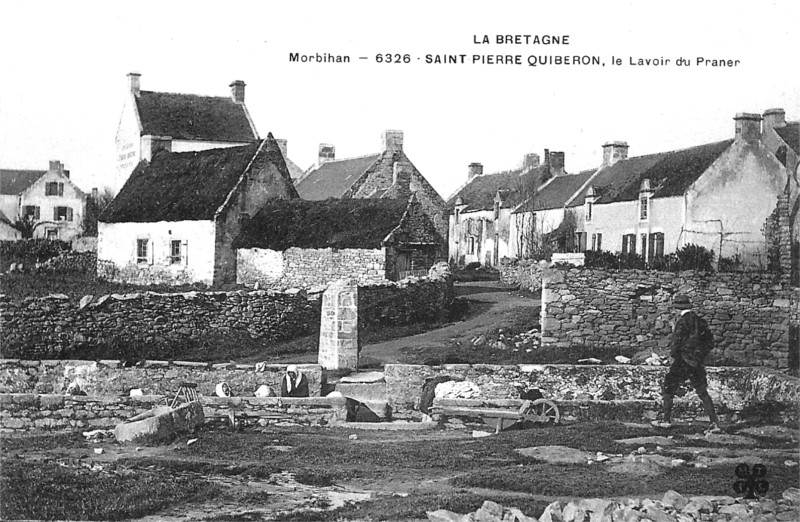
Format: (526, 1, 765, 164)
(432, 398, 560, 433)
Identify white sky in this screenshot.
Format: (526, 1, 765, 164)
(1, 0, 798, 200)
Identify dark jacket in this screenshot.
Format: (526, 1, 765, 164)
(280, 373, 309, 397)
(671, 310, 710, 367)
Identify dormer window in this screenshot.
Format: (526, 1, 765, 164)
(45, 182, 64, 196)
(585, 186, 597, 222)
(639, 179, 653, 221)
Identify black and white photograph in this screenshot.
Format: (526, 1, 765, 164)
(1, 0, 798, 520)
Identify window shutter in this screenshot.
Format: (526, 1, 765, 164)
(149, 239, 154, 265)
(597, 233, 602, 251)
(35, 206, 40, 220)
(67, 208, 73, 222)
(182, 240, 188, 265)
(648, 233, 656, 261)
(53, 208, 58, 221)
(59, 183, 64, 196)
(622, 235, 629, 254)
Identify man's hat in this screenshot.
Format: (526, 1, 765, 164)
(673, 294, 692, 309)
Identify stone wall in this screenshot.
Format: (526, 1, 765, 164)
(498, 258, 547, 292)
(0, 394, 346, 432)
(383, 363, 800, 421)
(0, 360, 323, 398)
(237, 247, 387, 290)
(0, 276, 454, 359)
(0, 289, 318, 358)
(540, 267, 797, 368)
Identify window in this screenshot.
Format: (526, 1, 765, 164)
(45, 182, 64, 196)
(467, 237, 476, 255)
(647, 232, 665, 261)
(640, 196, 649, 220)
(574, 232, 586, 252)
(45, 228, 58, 240)
(54, 206, 73, 221)
(170, 240, 183, 265)
(622, 234, 637, 254)
(23, 205, 40, 220)
(591, 233, 602, 251)
(454, 208, 460, 223)
(586, 202, 593, 222)
(136, 238, 149, 264)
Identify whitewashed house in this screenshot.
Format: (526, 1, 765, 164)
(97, 135, 298, 286)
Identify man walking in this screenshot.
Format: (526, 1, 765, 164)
(653, 294, 720, 433)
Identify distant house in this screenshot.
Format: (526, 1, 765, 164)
(98, 135, 298, 286)
(114, 72, 305, 192)
(447, 150, 559, 266)
(295, 130, 449, 255)
(553, 112, 792, 267)
(0, 160, 87, 241)
(234, 196, 442, 289)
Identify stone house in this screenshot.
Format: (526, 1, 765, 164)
(447, 150, 559, 266)
(234, 195, 442, 289)
(295, 130, 448, 256)
(97, 135, 298, 286)
(566, 112, 792, 266)
(0, 160, 87, 241)
(114, 72, 304, 192)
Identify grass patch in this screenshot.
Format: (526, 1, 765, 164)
(0, 459, 220, 521)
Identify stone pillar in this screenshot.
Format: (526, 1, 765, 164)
(318, 279, 359, 370)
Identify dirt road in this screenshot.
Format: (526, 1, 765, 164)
(360, 280, 540, 365)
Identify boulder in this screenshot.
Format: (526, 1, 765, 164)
(115, 401, 204, 443)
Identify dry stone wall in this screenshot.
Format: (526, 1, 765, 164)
(0, 360, 323, 398)
(0, 393, 346, 432)
(541, 267, 797, 368)
(0, 276, 453, 359)
(384, 363, 799, 421)
(237, 247, 387, 290)
(498, 258, 547, 292)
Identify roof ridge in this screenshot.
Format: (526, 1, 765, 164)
(321, 152, 382, 163)
(140, 90, 235, 101)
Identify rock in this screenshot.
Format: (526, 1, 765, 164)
(339, 371, 385, 383)
(474, 500, 504, 521)
(435, 381, 482, 399)
(560, 502, 587, 522)
(426, 509, 469, 522)
(643, 505, 676, 522)
(782, 488, 800, 505)
(616, 436, 676, 446)
(254, 385, 275, 398)
(78, 295, 94, 310)
(129, 389, 143, 397)
(515, 446, 595, 465)
(718, 504, 749, 517)
(472, 430, 492, 438)
(538, 501, 564, 522)
(777, 509, 800, 521)
(577, 358, 603, 364)
(615, 355, 632, 364)
(663, 490, 689, 511)
(348, 434, 358, 440)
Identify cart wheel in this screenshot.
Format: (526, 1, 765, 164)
(530, 399, 560, 425)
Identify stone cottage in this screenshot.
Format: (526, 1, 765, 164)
(114, 72, 304, 192)
(0, 160, 87, 241)
(234, 195, 442, 289)
(565, 112, 791, 266)
(97, 134, 298, 286)
(295, 130, 448, 256)
(448, 150, 559, 266)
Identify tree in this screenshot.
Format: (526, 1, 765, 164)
(82, 187, 116, 237)
(11, 214, 56, 239)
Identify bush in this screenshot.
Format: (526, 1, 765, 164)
(674, 244, 714, 272)
(0, 239, 71, 264)
(583, 244, 714, 272)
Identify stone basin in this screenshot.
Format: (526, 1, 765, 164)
(115, 401, 204, 443)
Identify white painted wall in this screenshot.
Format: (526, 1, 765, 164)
(97, 220, 216, 285)
(170, 140, 251, 153)
(22, 172, 86, 241)
(237, 248, 285, 285)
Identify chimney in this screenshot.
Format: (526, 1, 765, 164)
(276, 139, 288, 158)
(468, 162, 484, 180)
(393, 161, 413, 187)
(382, 130, 404, 152)
(734, 113, 762, 142)
(602, 141, 629, 166)
(230, 80, 246, 104)
(523, 153, 540, 170)
(92, 188, 98, 200)
(127, 72, 141, 97)
(550, 151, 565, 175)
(141, 135, 173, 162)
(544, 149, 550, 167)
(318, 143, 335, 164)
(762, 108, 785, 134)
(49, 160, 64, 175)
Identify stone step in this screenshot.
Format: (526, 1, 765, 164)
(334, 382, 387, 402)
(359, 400, 390, 420)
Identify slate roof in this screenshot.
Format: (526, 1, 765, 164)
(100, 135, 293, 223)
(233, 198, 410, 250)
(570, 140, 733, 206)
(776, 123, 799, 155)
(515, 169, 597, 213)
(295, 154, 381, 200)
(447, 166, 550, 212)
(136, 91, 257, 143)
(0, 169, 45, 195)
